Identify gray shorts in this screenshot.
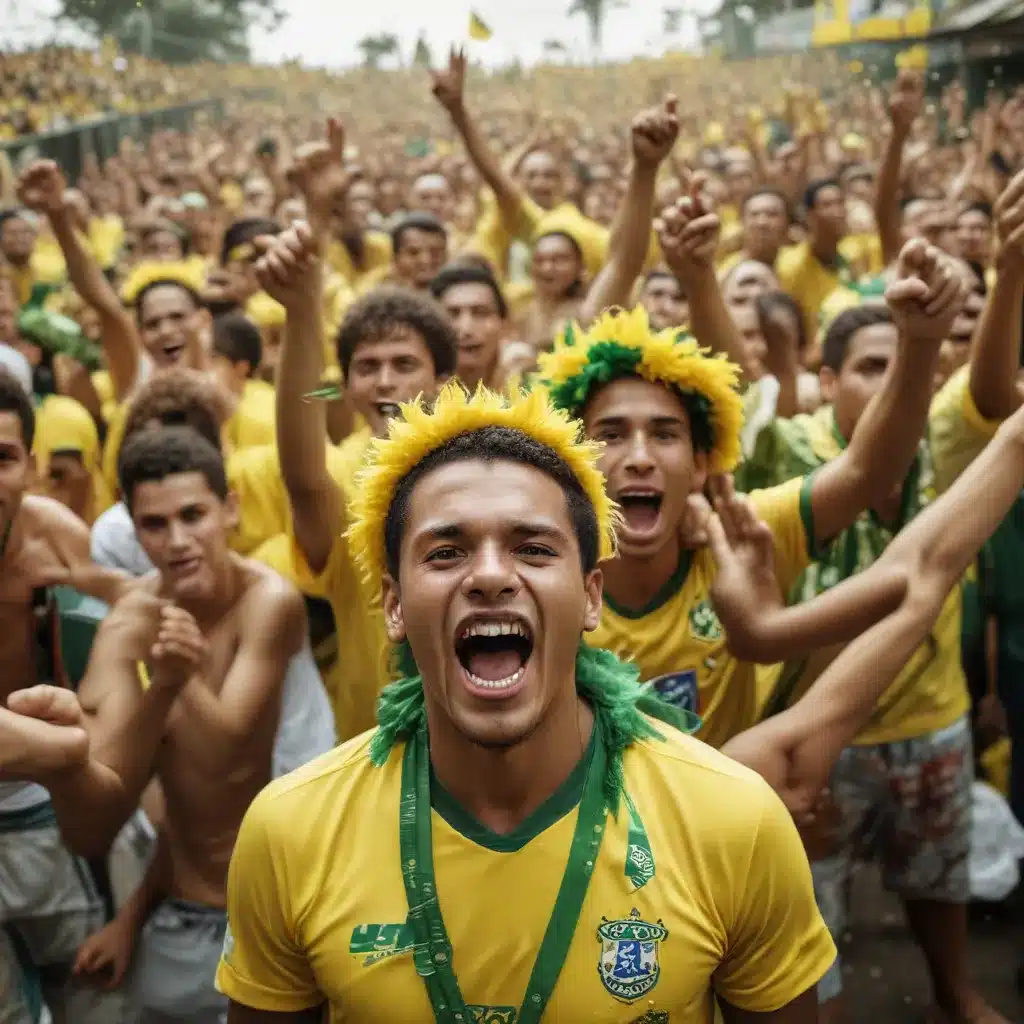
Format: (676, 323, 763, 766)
(813, 716, 973, 1003)
(128, 900, 227, 1024)
(0, 802, 120, 1024)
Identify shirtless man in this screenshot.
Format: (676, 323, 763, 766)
(0, 367, 123, 1024)
(43, 424, 310, 1023)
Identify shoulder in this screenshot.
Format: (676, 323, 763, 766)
(242, 730, 382, 837)
(27, 495, 90, 550)
(774, 243, 806, 276)
(239, 561, 306, 637)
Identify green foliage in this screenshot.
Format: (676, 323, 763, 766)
(567, 0, 629, 51)
(412, 33, 433, 68)
(57, 0, 284, 63)
(358, 32, 401, 69)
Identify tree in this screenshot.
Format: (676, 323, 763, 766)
(412, 33, 433, 68)
(567, 0, 628, 54)
(357, 32, 401, 69)
(57, 0, 283, 63)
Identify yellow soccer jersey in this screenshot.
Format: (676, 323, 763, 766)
(217, 724, 836, 1021)
(588, 476, 813, 749)
(223, 378, 276, 453)
(776, 241, 854, 344)
(929, 365, 1001, 496)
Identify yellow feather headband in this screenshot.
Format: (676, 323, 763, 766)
(121, 260, 205, 306)
(536, 305, 745, 474)
(347, 382, 619, 587)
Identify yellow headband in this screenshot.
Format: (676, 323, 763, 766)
(536, 306, 744, 474)
(347, 382, 619, 586)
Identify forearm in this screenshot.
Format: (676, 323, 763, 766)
(449, 106, 525, 228)
(44, 758, 132, 857)
(680, 266, 748, 371)
(874, 127, 908, 265)
(580, 161, 657, 323)
(969, 266, 1024, 420)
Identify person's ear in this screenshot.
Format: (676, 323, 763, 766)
(582, 568, 603, 633)
(382, 574, 406, 643)
(819, 365, 837, 404)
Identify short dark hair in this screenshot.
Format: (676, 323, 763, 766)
(383, 426, 599, 578)
(821, 303, 893, 371)
(134, 279, 202, 324)
(122, 368, 226, 451)
(213, 312, 262, 377)
(337, 286, 458, 380)
(803, 178, 841, 213)
(959, 200, 993, 223)
(756, 290, 807, 351)
(119, 425, 228, 513)
(429, 264, 508, 319)
(391, 212, 447, 254)
(643, 268, 686, 298)
(140, 219, 188, 256)
(220, 217, 281, 266)
(0, 367, 34, 448)
(741, 187, 791, 220)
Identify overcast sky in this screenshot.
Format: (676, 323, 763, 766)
(2, 0, 707, 68)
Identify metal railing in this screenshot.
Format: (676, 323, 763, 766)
(0, 98, 227, 182)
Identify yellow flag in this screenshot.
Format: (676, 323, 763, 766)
(468, 11, 493, 41)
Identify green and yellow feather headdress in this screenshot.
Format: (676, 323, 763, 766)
(347, 381, 619, 588)
(536, 305, 745, 474)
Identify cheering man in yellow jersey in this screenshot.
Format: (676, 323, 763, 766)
(534, 242, 966, 748)
(216, 384, 837, 1023)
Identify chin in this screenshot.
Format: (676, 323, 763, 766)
(616, 528, 671, 561)
(449, 704, 543, 751)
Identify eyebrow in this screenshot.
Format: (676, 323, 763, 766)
(592, 414, 686, 429)
(417, 519, 568, 543)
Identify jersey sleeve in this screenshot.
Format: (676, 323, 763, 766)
(929, 365, 1002, 495)
(713, 785, 837, 1012)
(215, 789, 323, 1013)
(749, 475, 816, 596)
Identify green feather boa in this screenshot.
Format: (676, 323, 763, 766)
(370, 641, 700, 816)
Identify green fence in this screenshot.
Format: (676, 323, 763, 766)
(0, 98, 226, 183)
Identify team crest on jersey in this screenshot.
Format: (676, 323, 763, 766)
(688, 599, 722, 643)
(597, 908, 668, 1002)
(349, 923, 414, 966)
(628, 1013, 669, 1024)
(467, 1007, 518, 1024)
(648, 669, 697, 713)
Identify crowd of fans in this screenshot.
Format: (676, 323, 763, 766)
(0, 36, 1021, 1024)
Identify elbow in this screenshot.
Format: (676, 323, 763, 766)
(723, 618, 777, 664)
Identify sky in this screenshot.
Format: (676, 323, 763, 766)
(1, 0, 708, 69)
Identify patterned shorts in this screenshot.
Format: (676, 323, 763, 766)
(811, 715, 973, 1003)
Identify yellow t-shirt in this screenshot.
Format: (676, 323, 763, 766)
(776, 241, 855, 344)
(217, 726, 836, 1021)
(224, 378, 276, 453)
(587, 477, 812, 749)
(928, 365, 1001, 495)
(325, 233, 393, 292)
(88, 214, 124, 270)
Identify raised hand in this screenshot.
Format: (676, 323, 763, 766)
(2, 687, 89, 778)
(631, 95, 680, 168)
(253, 221, 321, 312)
(885, 238, 967, 342)
(888, 69, 923, 136)
(994, 167, 1024, 274)
(655, 176, 719, 280)
(430, 47, 467, 115)
(17, 159, 67, 217)
(706, 475, 783, 639)
(148, 604, 207, 692)
(288, 118, 351, 240)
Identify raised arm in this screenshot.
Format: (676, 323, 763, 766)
(874, 71, 922, 267)
(580, 97, 679, 324)
(968, 167, 1024, 420)
(41, 592, 205, 856)
(261, 120, 351, 574)
(720, 400, 1024, 815)
(657, 186, 748, 371)
(806, 240, 966, 548)
(19, 160, 141, 400)
(431, 47, 530, 234)
(171, 583, 304, 776)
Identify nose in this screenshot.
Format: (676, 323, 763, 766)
(461, 541, 520, 602)
(622, 430, 655, 475)
(376, 364, 396, 395)
(167, 518, 190, 549)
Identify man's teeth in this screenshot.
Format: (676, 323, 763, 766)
(460, 621, 529, 639)
(466, 665, 526, 690)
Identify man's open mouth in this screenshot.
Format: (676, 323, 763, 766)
(618, 491, 663, 534)
(163, 341, 186, 362)
(454, 617, 534, 692)
(375, 401, 401, 422)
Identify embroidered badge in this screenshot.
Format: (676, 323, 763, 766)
(648, 670, 698, 713)
(688, 599, 722, 643)
(597, 909, 668, 1002)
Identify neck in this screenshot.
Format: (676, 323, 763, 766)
(168, 554, 242, 629)
(746, 242, 779, 265)
(811, 237, 838, 265)
(600, 533, 683, 613)
(427, 692, 594, 836)
(0, 505, 25, 564)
